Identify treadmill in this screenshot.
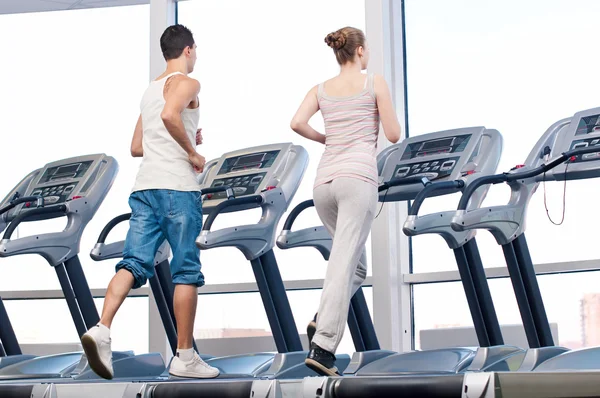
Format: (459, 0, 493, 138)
(455, 107, 600, 397)
(0, 155, 167, 392)
(252, 126, 527, 398)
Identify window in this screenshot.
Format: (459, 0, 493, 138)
(405, 0, 600, 274)
(194, 287, 373, 356)
(414, 272, 600, 350)
(405, 0, 600, 351)
(0, 5, 150, 291)
(177, 0, 368, 282)
(4, 297, 148, 354)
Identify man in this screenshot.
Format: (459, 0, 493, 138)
(80, 24, 219, 380)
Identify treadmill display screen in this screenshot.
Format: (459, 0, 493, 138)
(38, 161, 94, 184)
(575, 114, 600, 136)
(217, 150, 280, 175)
(401, 134, 471, 160)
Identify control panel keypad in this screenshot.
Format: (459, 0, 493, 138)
(30, 182, 78, 207)
(392, 156, 460, 181)
(207, 172, 267, 200)
(569, 138, 600, 164)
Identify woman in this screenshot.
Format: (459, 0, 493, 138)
(290, 26, 401, 376)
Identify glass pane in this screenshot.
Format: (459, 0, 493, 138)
(194, 287, 373, 356)
(0, 5, 150, 290)
(414, 272, 600, 350)
(405, 0, 600, 273)
(178, 0, 368, 282)
(4, 297, 148, 354)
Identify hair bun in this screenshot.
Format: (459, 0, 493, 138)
(325, 31, 346, 50)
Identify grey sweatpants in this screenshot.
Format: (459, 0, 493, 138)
(312, 177, 378, 353)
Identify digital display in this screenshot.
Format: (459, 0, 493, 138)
(420, 138, 454, 151)
(236, 154, 265, 165)
(575, 114, 600, 136)
(54, 164, 80, 175)
(38, 161, 93, 184)
(401, 134, 471, 161)
(217, 150, 280, 175)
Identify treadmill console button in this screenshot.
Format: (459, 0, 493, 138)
(233, 187, 247, 195)
(32, 190, 42, 197)
(421, 163, 429, 167)
(430, 161, 439, 166)
(592, 139, 600, 146)
(411, 164, 419, 169)
(422, 167, 431, 172)
(573, 142, 589, 149)
(44, 196, 60, 204)
(413, 172, 438, 180)
(440, 160, 456, 171)
(412, 169, 421, 174)
(582, 152, 600, 160)
(250, 176, 263, 185)
(432, 166, 440, 171)
(213, 181, 224, 187)
(63, 185, 75, 194)
(396, 167, 410, 177)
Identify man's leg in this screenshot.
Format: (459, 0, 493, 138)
(99, 270, 135, 329)
(155, 190, 218, 378)
(173, 284, 198, 349)
(82, 191, 165, 380)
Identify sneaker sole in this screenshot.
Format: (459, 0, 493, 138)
(305, 358, 339, 377)
(169, 370, 220, 379)
(81, 334, 113, 380)
(307, 321, 316, 346)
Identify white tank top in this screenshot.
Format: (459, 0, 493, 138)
(132, 72, 200, 193)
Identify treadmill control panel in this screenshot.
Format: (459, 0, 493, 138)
(551, 108, 600, 179)
(198, 143, 305, 211)
(0, 155, 114, 222)
(390, 134, 472, 183)
(377, 127, 502, 201)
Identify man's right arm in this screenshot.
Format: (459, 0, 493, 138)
(161, 77, 200, 156)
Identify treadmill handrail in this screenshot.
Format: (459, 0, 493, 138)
(202, 195, 264, 231)
(457, 145, 600, 210)
(282, 177, 431, 230)
(378, 176, 431, 193)
(281, 199, 314, 231)
(2, 205, 68, 240)
(97, 213, 131, 244)
(408, 180, 465, 216)
(200, 185, 235, 199)
(0, 196, 44, 217)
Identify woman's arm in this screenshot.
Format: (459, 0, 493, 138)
(290, 85, 326, 145)
(374, 74, 401, 144)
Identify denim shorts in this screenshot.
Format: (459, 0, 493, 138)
(116, 189, 204, 289)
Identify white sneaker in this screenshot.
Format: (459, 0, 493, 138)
(169, 352, 220, 379)
(81, 324, 114, 380)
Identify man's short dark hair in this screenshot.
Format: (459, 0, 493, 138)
(160, 24, 195, 60)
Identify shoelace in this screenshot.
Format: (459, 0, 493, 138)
(191, 355, 212, 369)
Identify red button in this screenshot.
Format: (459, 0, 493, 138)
(72, 196, 82, 200)
(25, 202, 31, 208)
